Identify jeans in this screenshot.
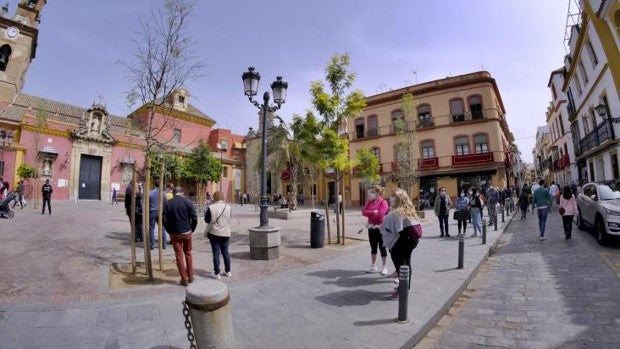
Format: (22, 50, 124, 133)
(208, 234, 231, 275)
(171, 233, 193, 282)
(12, 194, 24, 209)
(438, 214, 449, 236)
(537, 207, 549, 237)
(149, 211, 167, 249)
(487, 203, 496, 225)
(471, 208, 481, 235)
(42, 197, 51, 214)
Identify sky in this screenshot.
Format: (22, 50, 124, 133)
(20, 0, 570, 163)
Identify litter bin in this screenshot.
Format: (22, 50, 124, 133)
(310, 211, 325, 248)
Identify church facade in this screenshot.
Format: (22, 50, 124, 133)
(0, 0, 246, 202)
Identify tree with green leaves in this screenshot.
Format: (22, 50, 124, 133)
(354, 148, 381, 185)
(181, 140, 222, 205)
(309, 53, 366, 244)
(392, 92, 419, 198)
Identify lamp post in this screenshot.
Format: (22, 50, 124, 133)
(242, 66, 288, 260)
(217, 140, 228, 193)
(595, 98, 617, 139)
(0, 129, 14, 176)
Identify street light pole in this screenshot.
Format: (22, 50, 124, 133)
(242, 67, 288, 260)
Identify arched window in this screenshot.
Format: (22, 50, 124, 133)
(468, 95, 483, 119)
(454, 136, 470, 155)
(354, 117, 365, 139)
(0, 44, 12, 72)
(391, 109, 406, 133)
(417, 104, 432, 127)
(367, 115, 378, 136)
(420, 140, 435, 159)
(450, 99, 464, 122)
(474, 134, 489, 153)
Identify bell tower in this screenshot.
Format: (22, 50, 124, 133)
(0, 0, 47, 102)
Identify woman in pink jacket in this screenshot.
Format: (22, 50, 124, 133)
(362, 185, 390, 275)
(559, 185, 578, 240)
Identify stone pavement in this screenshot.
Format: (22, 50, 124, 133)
(0, 200, 515, 348)
(419, 208, 620, 348)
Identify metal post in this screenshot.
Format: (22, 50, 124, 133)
(482, 218, 487, 244)
(501, 205, 505, 223)
(397, 265, 410, 323)
(185, 280, 234, 348)
(259, 92, 269, 227)
(457, 233, 464, 269)
(494, 210, 498, 231)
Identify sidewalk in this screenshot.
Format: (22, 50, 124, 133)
(0, 201, 515, 348)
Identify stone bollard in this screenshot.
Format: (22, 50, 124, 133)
(482, 219, 487, 245)
(457, 233, 464, 269)
(397, 265, 410, 323)
(184, 280, 234, 349)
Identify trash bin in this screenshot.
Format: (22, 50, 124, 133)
(310, 211, 325, 248)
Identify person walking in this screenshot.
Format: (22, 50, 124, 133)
(381, 189, 421, 299)
(163, 187, 198, 286)
(124, 181, 143, 242)
(532, 179, 552, 241)
(454, 190, 470, 236)
(148, 181, 167, 250)
(41, 179, 53, 215)
(433, 187, 452, 237)
(205, 191, 232, 279)
(548, 181, 560, 212)
(559, 185, 578, 240)
(469, 188, 483, 237)
(12, 180, 25, 209)
(111, 187, 119, 205)
(361, 185, 390, 275)
(530, 180, 541, 212)
(518, 189, 529, 219)
(485, 184, 500, 226)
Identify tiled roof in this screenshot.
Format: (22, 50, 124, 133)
(151, 96, 215, 122)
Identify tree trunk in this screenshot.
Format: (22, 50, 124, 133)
(324, 178, 331, 244)
(130, 178, 137, 274)
(335, 169, 341, 244)
(157, 162, 165, 271)
(143, 158, 153, 280)
(289, 165, 298, 211)
(341, 176, 346, 245)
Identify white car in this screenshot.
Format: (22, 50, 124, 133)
(576, 182, 620, 245)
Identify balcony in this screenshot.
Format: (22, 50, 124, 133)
(417, 119, 434, 129)
(451, 110, 486, 123)
(578, 121, 612, 156)
(419, 157, 438, 170)
(452, 152, 494, 166)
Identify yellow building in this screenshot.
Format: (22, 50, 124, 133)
(348, 71, 515, 206)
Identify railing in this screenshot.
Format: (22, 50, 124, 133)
(451, 110, 486, 123)
(578, 121, 612, 155)
(417, 119, 434, 129)
(419, 157, 438, 170)
(452, 152, 493, 166)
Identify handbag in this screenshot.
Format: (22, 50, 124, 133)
(559, 207, 565, 215)
(410, 224, 423, 240)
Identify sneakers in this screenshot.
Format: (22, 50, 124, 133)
(224, 271, 233, 277)
(209, 272, 221, 280)
(366, 265, 377, 273)
(540, 236, 546, 241)
(380, 267, 388, 276)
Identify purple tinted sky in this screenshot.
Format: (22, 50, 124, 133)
(21, 0, 569, 163)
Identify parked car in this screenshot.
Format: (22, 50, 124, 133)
(576, 182, 620, 245)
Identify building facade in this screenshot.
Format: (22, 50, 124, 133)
(0, 1, 245, 202)
(347, 71, 515, 206)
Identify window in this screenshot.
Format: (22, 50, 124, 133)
(474, 134, 488, 153)
(421, 141, 435, 159)
(585, 40, 598, 67)
(392, 109, 406, 132)
(371, 147, 381, 163)
(178, 95, 185, 103)
(582, 115, 591, 133)
(578, 61, 588, 84)
(222, 166, 228, 178)
(450, 99, 464, 122)
(173, 129, 181, 143)
(468, 95, 483, 119)
(559, 113, 565, 134)
(567, 88, 576, 114)
(367, 115, 378, 136)
(574, 74, 583, 95)
(455, 136, 470, 155)
(417, 105, 432, 127)
(0, 45, 12, 72)
(355, 118, 365, 139)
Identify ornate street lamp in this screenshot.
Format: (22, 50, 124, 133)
(242, 66, 288, 260)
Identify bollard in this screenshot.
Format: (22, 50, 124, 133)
(184, 280, 234, 349)
(397, 265, 410, 323)
(501, 205, 505, 223)
(494, 211, 498, 231)
(457, 233, 464, 269)
(482, 219, 487, 245)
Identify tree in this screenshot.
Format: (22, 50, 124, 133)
(309, 53, 366, 244)
(120, 0, 204, 279)
(391, 92, 419, 197)
(354, 148, 381, 185)
(181, 140, 222, 206)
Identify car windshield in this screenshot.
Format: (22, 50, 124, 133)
(598, 185, 620, 200)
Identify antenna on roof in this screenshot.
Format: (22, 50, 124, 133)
(412, 70, 418, 84)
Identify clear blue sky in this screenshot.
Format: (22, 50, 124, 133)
(21, 0, 569, 163)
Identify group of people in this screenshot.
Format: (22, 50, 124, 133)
(125, 180, 233, 287)
(518, 179, 578, 240)
(0, 177, 52, 214)
(362, 185, 421, 299)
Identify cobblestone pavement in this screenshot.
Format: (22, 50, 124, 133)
(418, 209, 620, 348)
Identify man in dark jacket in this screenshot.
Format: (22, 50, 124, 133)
(124, 181, 143, 242)
(41, 179, 53, 215)
(163, 186, 197, 286)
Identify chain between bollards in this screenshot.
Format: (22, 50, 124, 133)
(397, 265, 410, 323)
(457, 233, 464, 269)
(482, 218, 487, 244)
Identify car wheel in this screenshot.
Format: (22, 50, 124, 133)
(577, 210, 586, 230)
(595, 217, 607, 245)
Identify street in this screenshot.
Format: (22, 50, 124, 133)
(419, 209, 620, 348)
